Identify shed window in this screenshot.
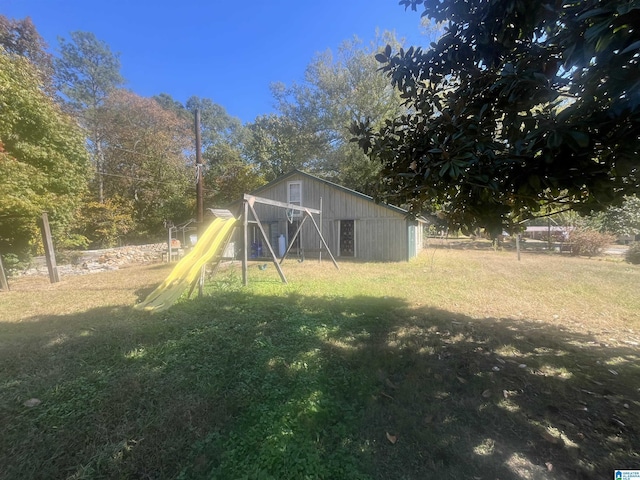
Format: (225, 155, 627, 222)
(287, 181, 302, 217)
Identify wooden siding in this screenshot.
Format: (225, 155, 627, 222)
(246, 172, 417, 262)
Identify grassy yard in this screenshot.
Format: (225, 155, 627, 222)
(1, 245, 639, 479)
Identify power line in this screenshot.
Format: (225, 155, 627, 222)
(106, 144, 196, 160)
(100, 172, 217, 193)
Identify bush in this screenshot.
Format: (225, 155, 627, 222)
(56, 250, 84, 265)
(74, 197, 135, 248)
(1, 253, 30, 276)
(568, 229, 615, 257)
(625, 242, 640, 265)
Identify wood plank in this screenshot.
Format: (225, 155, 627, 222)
(279, 215, 308, 265)
(306, 212, 339, 270)
(0, 253, 9, 291)
(243, 194, 321, 214)
(39, 213, 60, 283)
(243, 201, 249, 286)
(248, 202, 288, 284)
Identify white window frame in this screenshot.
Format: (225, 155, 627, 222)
(287, 181, 302, 217)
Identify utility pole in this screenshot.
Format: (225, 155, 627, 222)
(195, 108, 204, 227)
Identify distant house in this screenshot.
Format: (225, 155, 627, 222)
(228, 170, 425, 262)
(524, 226, 574, 241)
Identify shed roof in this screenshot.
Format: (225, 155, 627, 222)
(252, 169, 425, 221)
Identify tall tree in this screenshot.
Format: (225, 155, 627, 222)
(185, 96, 243, 151)
(153, 92, 191, 123)
(97, 89, 193, 239)
(352, 0, 640, 235)
(205, 142, 265, 206)
(259, 32, 407, 194)
(0, 15, 53, 82)
(0, 49, 89, 255)
(55, 31, 124, 203)
(185, 96, 264, 204)
(245, 113, 324, 181)
(594, 196, 640, 237)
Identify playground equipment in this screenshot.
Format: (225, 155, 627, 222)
(134, 195, 338, 313)
(134, 216, 236, 313)
(240, 194, 338, 286)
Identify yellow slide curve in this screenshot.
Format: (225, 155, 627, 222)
(134, 216, 236, 313)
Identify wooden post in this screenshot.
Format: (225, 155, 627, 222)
(279, 215, 308, 265)
(516, 233, 521, 261)
(305, 209, 339, 270)
(242, 200, 249, 286)
(248, 202, 287, 284)
(319, 196, 323, 263)
(240, 194, 337, 270)
(195, 109, 204, 226)
(39, 213, 60, 283)
(198, 265, 205, 297)
(0, 253, 9, 291)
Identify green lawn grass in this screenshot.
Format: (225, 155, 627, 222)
(1, 246, 639, 479)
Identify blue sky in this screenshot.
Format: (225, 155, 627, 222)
(2, 0, 427, 123)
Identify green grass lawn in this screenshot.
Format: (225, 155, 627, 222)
(1, 245, 639, 479)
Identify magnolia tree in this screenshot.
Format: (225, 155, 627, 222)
(351, 0, 640, 235)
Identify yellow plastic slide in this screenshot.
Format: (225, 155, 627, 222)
(134, 216, 236, 313)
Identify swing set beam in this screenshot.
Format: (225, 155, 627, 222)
(241, 194, 338, 286)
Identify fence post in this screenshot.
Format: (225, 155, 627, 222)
(39, 213, 60, 283)
(0, 253, 9, 291)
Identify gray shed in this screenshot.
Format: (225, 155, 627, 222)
(233, 170, 424, 262)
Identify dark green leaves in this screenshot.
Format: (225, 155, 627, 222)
(351, 0, 640, 235)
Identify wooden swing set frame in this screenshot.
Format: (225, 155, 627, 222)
(241, 194, 338, 286)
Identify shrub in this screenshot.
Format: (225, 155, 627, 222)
(568, 229, 615, 257)
(56, 250, 84, 265)
(1, 253, 30, 275)
(625, 242, 640, 265)
(74, 197, 135, 248)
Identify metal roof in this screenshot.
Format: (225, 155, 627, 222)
(251, 169, 426, 221)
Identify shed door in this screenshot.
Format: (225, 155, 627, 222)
(340, 220, 354, 257)
(408, 224, 416, 259)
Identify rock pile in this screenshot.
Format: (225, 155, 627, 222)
(19, 243, 168, 277)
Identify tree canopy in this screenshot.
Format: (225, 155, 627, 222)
(0, 15, 53, 82)
(351, 0, 640, 235)
(259, 33, 407, 194)
(0, 48, 89, 255)
(593, 195, 640, 236)
(55, 31, 124, 203)
(97, 89, 194, 239)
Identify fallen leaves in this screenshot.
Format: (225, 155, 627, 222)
(379, 391, 394, 400)
(385, 378, 398, 390)
(541, 431, 560, 444)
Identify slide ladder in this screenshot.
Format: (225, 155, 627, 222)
(134, 216, 236, 313)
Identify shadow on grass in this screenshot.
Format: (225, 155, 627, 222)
(0, 290, 638, 479)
